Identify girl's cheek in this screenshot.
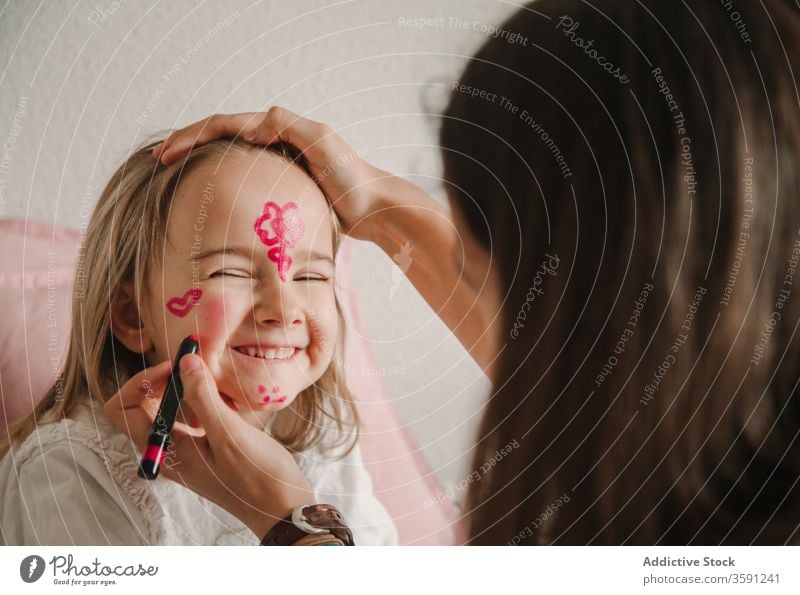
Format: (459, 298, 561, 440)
(308, 309, 338, 363)
(200, 296, 227, 320)
(195, 296, 229, 345)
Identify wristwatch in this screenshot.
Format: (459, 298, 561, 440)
(260, 504, 355, 546)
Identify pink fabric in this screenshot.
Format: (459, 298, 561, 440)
(337, 239, 463, 544)
(0, 219, 462, 544)
(0, 219, 80, 441)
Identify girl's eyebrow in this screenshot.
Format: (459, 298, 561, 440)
(190, 246, 334, 266)
(191, 246, 254, 261)
(294, 250, 335, 266)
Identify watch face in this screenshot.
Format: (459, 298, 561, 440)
(293, 505, 333, 535)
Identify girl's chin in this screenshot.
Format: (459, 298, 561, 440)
(220, 390, 294, 413)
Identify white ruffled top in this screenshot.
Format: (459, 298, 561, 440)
(0, 398, 397, 545)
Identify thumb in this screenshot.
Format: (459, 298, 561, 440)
(178, 354, 237, 440)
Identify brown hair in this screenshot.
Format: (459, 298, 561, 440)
(1, 138, 358, 459)
(442, 0, 800, 544)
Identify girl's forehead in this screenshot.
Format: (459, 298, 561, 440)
(193, 154, 323, 207)
(170, 155, 331, 249)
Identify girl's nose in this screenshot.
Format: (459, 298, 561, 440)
(253, 287, 304, 328)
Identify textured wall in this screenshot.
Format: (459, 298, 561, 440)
(0, 0, 517, 495)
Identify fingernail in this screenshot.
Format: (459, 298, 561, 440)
(244, 130, 257, 142)
(180, 354, 202, 373)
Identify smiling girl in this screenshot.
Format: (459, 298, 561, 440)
(0, 139, 397, 545)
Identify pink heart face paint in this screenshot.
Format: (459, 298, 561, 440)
(253, 201, 305, 281)
(166, 288, 202, 318)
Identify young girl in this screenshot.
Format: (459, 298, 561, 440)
(0, 138, 398, 545)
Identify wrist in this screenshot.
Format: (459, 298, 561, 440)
(241, 485, 313, 537)
(356, 168, 397, 246)
(369, 175, 452, 253)
(239, 471, 315, 537)
(244, 504, 296, 539)
(365, 190, 393, 248)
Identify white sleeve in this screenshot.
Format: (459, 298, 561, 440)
(1, 443, 147, 546)
(308, 441, 399, 546)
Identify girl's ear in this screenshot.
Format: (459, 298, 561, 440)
(110, 281, 155, 354)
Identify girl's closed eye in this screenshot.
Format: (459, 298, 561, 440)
(293, 272, 330, 282)
(210, 269, 252, 279)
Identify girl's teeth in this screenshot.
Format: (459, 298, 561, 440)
(237, 346, 294, 360)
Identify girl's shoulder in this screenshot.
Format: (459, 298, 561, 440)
(282, 409, 358, 475)
(0, 398, 182, 545)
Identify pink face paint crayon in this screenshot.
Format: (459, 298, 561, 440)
(137, 335, 200, 480)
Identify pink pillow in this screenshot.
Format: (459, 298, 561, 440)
(0, 219, 80, 441)
(0, 219, 462, 544)
(337, 239, 462, 544)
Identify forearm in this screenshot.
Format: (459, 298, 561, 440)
(369, 177, 497, 377)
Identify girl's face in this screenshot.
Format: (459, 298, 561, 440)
(141, 150, 338, 428)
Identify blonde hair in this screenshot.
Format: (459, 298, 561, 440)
(1, 138, 359, 459)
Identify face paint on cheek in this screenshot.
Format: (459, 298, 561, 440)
(253, 201, 305, 282)
(204, 298, 227, 322)
(166, 288, 203, 318)
(258, 384, 286, 405)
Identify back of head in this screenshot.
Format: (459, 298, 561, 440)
(441, 0, 800, 544)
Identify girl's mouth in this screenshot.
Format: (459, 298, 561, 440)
(231, 345, 301, 365)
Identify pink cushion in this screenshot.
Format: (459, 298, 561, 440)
(0, 219, 80, 441)
(337, 239, 462, 544)
(0, 218, 462, 545)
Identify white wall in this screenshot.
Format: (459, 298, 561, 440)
(0, 0, 518, 495)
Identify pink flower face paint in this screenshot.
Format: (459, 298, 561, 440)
(253, 201, 305, 282)
(166, 288, 202, 318)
